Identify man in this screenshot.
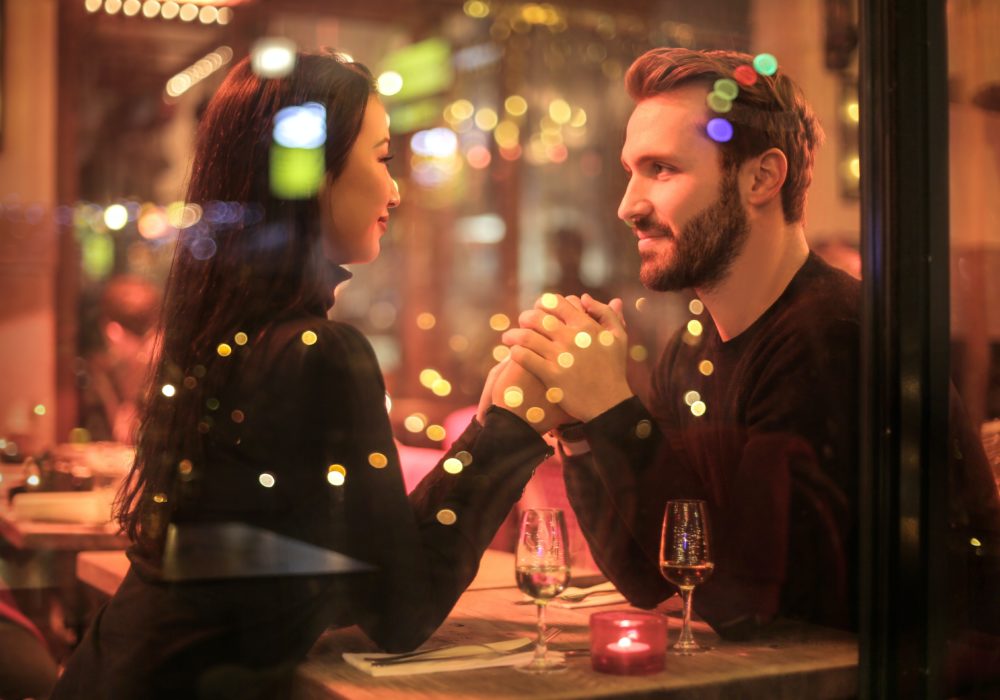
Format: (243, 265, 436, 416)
(499, 48, 860, 637)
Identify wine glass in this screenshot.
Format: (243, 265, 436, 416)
(660, 499, 714, 653)
(515, 508, 569, 673)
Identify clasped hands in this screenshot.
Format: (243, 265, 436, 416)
(478, 293, 634, 434)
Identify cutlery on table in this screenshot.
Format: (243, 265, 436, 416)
(365, 628, 561, 667)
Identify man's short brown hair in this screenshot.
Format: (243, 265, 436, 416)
(625, 48, 824, 224)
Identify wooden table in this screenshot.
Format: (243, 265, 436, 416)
(294, 559, 857, 700)
(75, 549, 857, 699)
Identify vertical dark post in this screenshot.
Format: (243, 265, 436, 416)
(858, 0, 949, 697)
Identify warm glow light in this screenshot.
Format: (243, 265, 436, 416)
(570, 108, 587, 128)
(85, 0, 103, 12)
(688, 299, 704, 314)
(466, 145, 492, 169)
(160, 0, 179, 18)
(449, 99, 475, 121)
(103, 204, 128, 231)
(426, 425, 446, 441)
(492, 345, 511, 361)
(217, 343, 232, 357)
(416, 312, 436, 330)
(629, 345, 648, 362)
(443, 458, 464, 474)
(545, 387, 564, 403)
(198, 5, 217, 23)
(404, 413, 427, 432)
(419, 369, 441, 388)
(525, 407, 546, 423)
(557, 352, 574, 368)
(503, 386, 524, 408)
(635, 297, 647, 312)
(683, 390, 701, 406)
(540, 293, 558, 309)
(178, 3, 198, 21)
(463, 0, 490, 18)
(599, 330, 615, 346)
(691, 401, 707, 417)
(368, 452, 388, 469)
(327, 465, 346, 486)
(474, 107, 499, 131)
(635, 420, 652, 438)
(105, 0, 123, 14)
(848, 157, 861, 180)
(161, 384, 176, 397)
(122, 0, 141, 16)
(846, 101, 860, 123)
(216, 6, 232, 24)
(436, 508, 457, 525)
(494, 121, 520, 148)
(489, 313, 511, 331)
(698, 360, 714, 376)
(687, 320, 703, 336)
(541, 314, 559, 332)
(504, 95, 528, 116)
(549, 99, 572, 124)
(259, 472, 276, 488)
(234, 332, 248, 346)
(574, 331, 592, 349)
(142, 1, 161, 18)
(431, 379, 452, 397)
(301, 330, 318, 346)
(377, 71, 404, 96)
(137, 207, 171, 240)
(251, 38, 297, 78)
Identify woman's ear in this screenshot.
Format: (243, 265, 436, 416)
(742, 148, 788, 208)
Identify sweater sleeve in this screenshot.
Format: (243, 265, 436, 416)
(303, 321, 551, 652)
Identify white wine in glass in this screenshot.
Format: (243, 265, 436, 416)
(660, 499, 714, 653)
(515, 508, 569, 673)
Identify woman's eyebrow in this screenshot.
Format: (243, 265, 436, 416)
(373, 137, 390, 148)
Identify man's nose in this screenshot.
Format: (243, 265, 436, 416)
(618, 177, 649, 223)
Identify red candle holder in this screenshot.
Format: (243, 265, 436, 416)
(589, 611, 667, 675)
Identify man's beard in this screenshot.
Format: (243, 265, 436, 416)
(636, 170, 750, 292)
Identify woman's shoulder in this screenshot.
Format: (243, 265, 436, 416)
(257, 315, 381, 384)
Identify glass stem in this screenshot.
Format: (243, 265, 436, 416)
(534, 601, 548, 663)
(678, 585, 695, 647)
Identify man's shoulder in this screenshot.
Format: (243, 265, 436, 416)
(789, 253, 862, 322)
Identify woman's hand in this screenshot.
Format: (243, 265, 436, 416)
(501, 293, 633, 423)
(490, 359, 571, 433)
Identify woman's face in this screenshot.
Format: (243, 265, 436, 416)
(320, 97, 399, 264)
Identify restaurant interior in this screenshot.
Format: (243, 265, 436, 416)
(0, 0, 997, 697)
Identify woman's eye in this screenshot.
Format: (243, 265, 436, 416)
(379, 154, 395, 164)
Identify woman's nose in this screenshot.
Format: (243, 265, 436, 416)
(388, 178, 401, 208)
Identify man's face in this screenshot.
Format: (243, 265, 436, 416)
(618, 87, 750, 292)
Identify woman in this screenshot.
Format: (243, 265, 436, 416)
(53, 51, 556, 699)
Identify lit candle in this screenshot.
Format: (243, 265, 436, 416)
(607, 636, 651, 656)
(590, 611, 666, 675)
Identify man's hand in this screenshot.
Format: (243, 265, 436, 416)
(502, 293, 633, 423)
(490, 357, 571, 433)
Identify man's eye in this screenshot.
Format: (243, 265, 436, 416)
(652, 163, 674, 175)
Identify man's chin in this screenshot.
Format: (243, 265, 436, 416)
(639, 260, 685, 292)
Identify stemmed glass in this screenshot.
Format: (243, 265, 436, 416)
(660, 499, 714, 653)
(515, 508, 569, 673)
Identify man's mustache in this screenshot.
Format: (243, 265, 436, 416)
(631, 215, 673, 238)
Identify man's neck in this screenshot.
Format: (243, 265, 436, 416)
(697, 222, 809, 342)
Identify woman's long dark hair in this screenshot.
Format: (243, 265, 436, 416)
(116, 51, 375, 552)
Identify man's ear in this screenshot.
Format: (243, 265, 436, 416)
(742, 148, 788, 208)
